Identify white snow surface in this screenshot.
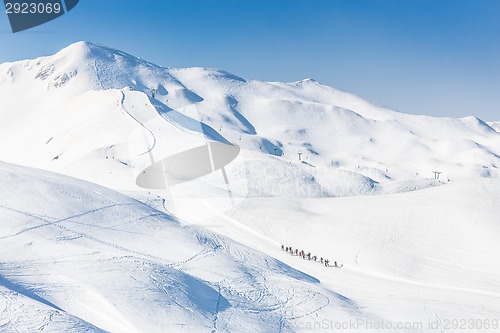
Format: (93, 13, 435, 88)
(0, 161, 368, 332)
(1, 41, 500, 332)
(487, 122, 500, 133)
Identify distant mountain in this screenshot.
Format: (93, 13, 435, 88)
(0, 41, 499, 193)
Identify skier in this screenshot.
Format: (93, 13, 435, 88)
(281, 245, 285, 251)
(320, 257, 323, 264)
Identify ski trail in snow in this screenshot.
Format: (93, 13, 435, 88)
(2, 294, 20, 333)
(168, 248, 213, 268)
(354, 231, 500, 298)
(355, 250, 361, 266)
(1, 199, 223, 271)
(211, 284, 222, 333)
(424, 304, 445, 333)
(192, 199, 500, 327)
(0, 203, 175, 264)
(119, 90, 156, 156)
(0, 203, 133, 239)
(50, 218, 171, 263)
(397, 231, 464, 269)
(346, 264, 500, 299)
(90, 59, 105, 91)
(188, 207, 337, 328)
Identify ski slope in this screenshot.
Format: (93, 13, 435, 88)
(0, 161, 383, 332)
(2, 160, 500, 332)
(1, 42, 500, 332)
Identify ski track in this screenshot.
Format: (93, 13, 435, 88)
(346, 264, 500, 300)
(119, 90, 156, 156)
(0, 203, 178, 266)
(0, 203, 134, 240)
(90, 58, 105, 91)
(211, 283, 222, 333)
(2, 294, 18, 333)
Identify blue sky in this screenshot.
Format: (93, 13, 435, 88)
(1, 0, 499, 120)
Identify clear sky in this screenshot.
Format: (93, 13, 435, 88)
(1, 0, 499, 121)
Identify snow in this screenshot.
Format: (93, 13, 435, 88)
(0, 41, 500, 332)
(0, 161, 371, 332)
(487, 121, 500, 133)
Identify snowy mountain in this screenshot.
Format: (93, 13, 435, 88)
(0, 41, 499, 195)
(1, 42, 500, 332)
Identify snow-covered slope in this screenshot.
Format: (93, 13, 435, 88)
(488, 121, 500, 133)
(0, 41, 499, 194)
(0, 161, 377, 332)
(177, 177, 500, 332)
(2, 157, 500, 333)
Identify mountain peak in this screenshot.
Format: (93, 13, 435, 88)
(54, 41, 138, 64)
(54, 40, 98, 59)
(32, 41, 175, 92)
(291, 78, 319, 85)
(63, 40, 96, 49)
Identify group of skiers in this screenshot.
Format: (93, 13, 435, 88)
(281, 245, 342, 268)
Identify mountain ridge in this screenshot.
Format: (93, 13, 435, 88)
(0, 41, 499, 192)
(487, 121, 500, 132)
